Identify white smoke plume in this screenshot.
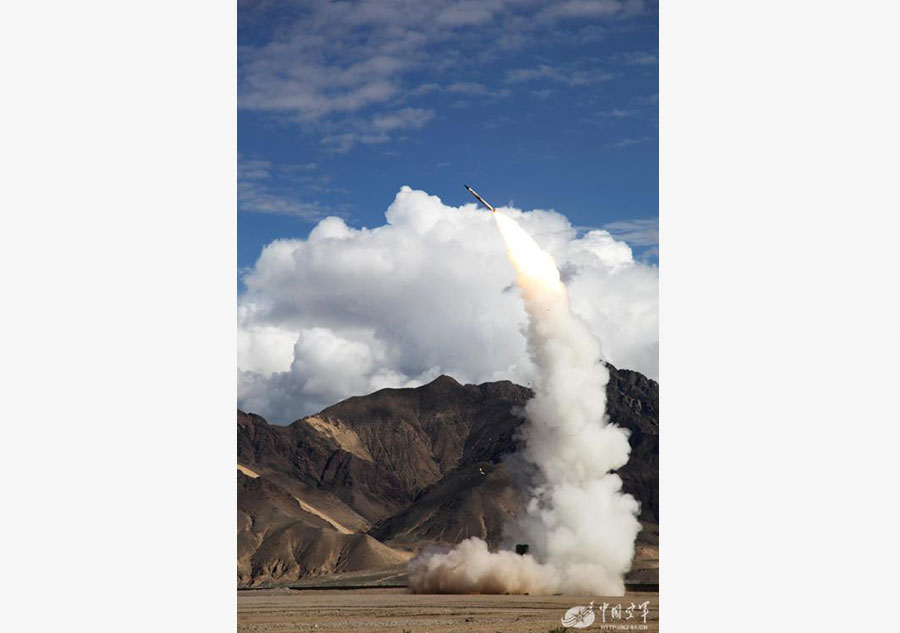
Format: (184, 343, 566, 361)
(408, 211, 641, 596)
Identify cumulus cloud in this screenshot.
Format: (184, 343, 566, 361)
(238, 187, 658, 422)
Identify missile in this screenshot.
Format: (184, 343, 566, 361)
(464, 184, 495, 212)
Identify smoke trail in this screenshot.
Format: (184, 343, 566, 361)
(408, 211, 641, 596)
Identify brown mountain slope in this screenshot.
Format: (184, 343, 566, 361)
(237, 365, 658, 587)
(369, 461, 521, 548)
(237, 471, 411, 587)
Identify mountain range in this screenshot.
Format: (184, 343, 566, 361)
(237, 366, 658, 587)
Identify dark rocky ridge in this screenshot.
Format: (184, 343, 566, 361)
(237, 365, 658, 587)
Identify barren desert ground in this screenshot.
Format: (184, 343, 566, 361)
(238, 588, 659, 633)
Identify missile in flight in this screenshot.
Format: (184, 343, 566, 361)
(464, 184, 495, 212)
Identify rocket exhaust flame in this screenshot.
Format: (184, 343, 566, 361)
(493, 212, 565, 295)
(407, 200, 641, 596)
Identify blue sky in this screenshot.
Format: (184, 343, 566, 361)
(237, 0, 658, 280)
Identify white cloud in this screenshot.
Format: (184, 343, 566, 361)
(238, 1, 645, 147)
(505, 64, 613, 86)
(608, 136, 652, 148)
(446, 82, 490, 95)
(237, 154, 328, 218)
(603, 218, 658, 246)
(619, 50, 658, 65)
(238, 183, 326, 217)
(238, 187, 658, 422)
(600, 109, 635, 118)
(237, 157, 273, 180)
(321, 107, 435, 152)
(536, 0, 628, 22)
(370, 107, 435, 132)
(436, 2, 496, 26)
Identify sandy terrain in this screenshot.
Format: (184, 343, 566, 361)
(238, 588, 659, 633)
(238, 464, 261, 478)
(292, 497, 355, 534)
(238, 463, 356, 535)
(304, 416, 374, 462)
